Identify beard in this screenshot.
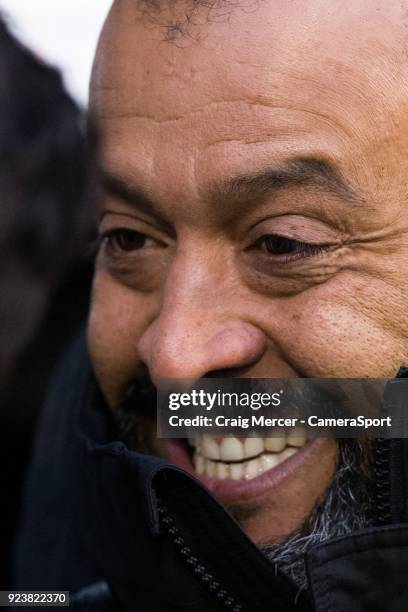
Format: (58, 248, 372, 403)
(113, 379, 376, 593)
(113, 377, 159, 452)
(260, 438, 375, 592)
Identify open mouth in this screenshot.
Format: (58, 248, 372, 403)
(161, 428, 321, 505)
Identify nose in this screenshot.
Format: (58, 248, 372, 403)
(137, 251, 266, 384)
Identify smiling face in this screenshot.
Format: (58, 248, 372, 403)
(88, 0, 408, 545)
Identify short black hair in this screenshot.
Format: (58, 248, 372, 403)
(136, 0, 239, 43)
(0, 16, 97, 277)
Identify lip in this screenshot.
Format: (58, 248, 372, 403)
(161, 436, 325, 505)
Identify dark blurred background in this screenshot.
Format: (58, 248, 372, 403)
(0, 7, 106, 587)
(0, 259, 94, 588)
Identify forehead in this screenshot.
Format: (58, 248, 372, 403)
(91, 0, 408, 199)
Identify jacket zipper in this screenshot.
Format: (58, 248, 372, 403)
(158, 501, 244, 611)
(375, 366, 408, 526)
(374, 437, 392, 525)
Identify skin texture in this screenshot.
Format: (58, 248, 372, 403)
(88, 0, 408, 543)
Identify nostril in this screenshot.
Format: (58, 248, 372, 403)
(204, 365, 260, 379)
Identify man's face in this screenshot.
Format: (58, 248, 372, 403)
(88, 0, 408, 546)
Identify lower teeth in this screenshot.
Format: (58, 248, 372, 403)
(194, 447, 298, 480)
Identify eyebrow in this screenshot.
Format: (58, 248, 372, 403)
(211, 157, 362, 205)
(102, 170, 157, 217)
(102, 156, 362, 218)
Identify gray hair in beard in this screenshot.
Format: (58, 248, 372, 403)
(261, 439, 375, 594)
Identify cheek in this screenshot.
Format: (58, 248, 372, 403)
(271, 273, 408, 377)
(87, 271, 155, 408)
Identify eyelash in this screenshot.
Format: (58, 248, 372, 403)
(99, 228, 157, 253)
(99, 228, 327, 263)
(253, 234, 328, 262)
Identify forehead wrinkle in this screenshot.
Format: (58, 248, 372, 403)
(94, 93, 351, 124)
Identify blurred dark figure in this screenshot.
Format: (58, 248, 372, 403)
(0, 17, 97, 587)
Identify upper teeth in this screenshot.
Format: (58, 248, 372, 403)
(190, 429, 308, 480)
(192, 429, 307, 462)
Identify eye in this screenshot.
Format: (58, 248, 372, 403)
(101, 228, 155, 253)
(255, 234, 326, 260)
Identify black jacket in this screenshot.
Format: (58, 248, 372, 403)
(14, 336, 408, 611)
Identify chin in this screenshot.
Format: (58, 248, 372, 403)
(159, 434, 337, 542)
